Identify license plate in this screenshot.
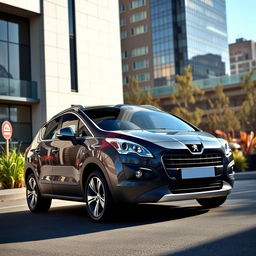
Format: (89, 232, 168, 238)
(181, 167, 215, 179)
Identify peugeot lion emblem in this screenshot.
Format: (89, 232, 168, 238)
(192, 144, 199, 152)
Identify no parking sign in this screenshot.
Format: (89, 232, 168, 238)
(1, 121, 12, 156)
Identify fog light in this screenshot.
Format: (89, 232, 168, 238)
(135, 170, 143, 178)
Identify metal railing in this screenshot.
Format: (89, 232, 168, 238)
(144, 72, 256, 97)
(0, 77, 38, 100)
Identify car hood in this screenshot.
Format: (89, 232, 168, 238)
(115, 130, 222, 150)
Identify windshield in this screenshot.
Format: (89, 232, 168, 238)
(84, 107, 196, 132)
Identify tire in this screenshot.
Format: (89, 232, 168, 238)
(26, 173, 52, 213)
(85, 170, 113, 222)
(197, 196, 227, 208)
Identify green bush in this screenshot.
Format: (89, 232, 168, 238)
(0, 148, 25, 189)
(232, 150, 248, 172)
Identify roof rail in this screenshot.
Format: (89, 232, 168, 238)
(70, 104, 85, 111)
(141, 105, 161, 111)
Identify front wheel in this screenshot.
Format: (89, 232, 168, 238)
(85, 171, 113, 222)
(197, 196, 227, 208)
(26, 173, 52, 213)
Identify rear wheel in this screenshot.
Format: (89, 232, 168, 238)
(26, 173, 52, 213)
(197, 196, 227, 208)
(85, 171, 113, 222)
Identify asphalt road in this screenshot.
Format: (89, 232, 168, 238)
(0, 180, 255, 256)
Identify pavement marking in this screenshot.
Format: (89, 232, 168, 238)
(0, 204, 27, 210)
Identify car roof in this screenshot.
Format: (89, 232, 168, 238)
(50, 104, 162, 122)
(83, 104, 162, 112)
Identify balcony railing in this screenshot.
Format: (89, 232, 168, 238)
(0, 77, 38, 101)
(145, 72, 256, 98)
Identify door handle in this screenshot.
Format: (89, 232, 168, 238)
(52, 149, 59, 154)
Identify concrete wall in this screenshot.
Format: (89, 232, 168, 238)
(0, 0, 40, 13)
(42, 0, 123, 120)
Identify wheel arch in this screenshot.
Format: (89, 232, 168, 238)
(81, 161, 115, 201)
(24, 167, 34, 183)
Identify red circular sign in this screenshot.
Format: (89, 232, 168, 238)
(1, 121, 13, 140)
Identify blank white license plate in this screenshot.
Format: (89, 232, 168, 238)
(181, 167, 215, 179)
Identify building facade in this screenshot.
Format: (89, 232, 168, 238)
(229, 38, 256, 75)
(0, 0, 123, 151)
(120, 0, 230, 88)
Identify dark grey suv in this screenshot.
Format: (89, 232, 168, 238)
(24, 105, 235, 221)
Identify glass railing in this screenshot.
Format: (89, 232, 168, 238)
(147, 72, 256, 97)
(0, 77, 38, 100)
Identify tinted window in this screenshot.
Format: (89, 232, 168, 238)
(84, 107, 195, 131)
(61, 113, 79, 136)
(130, 111, 195, 131)
(44, 117, 60, 140)
(77, 119, 89, 137)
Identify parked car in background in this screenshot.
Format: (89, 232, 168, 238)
(24, 105, 235, 221)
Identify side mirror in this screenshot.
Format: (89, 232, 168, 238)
(57, 127, 77, 144)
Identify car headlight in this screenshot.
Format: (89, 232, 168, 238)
(105, 138, 153, 158)
(218, 138, 232, 157)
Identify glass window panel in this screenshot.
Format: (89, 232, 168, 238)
(122, 64, 129, 72)
(120, 17, 126, 26)
(10, 105, 31, 122)
(18, 19, 30, 45)
(77, 120, 89, 137)
(130, 11, 147, 23)
(130, 0, 146, 9)
(0, 19, 7, 41)
(0, 41, 9, 78)
(68, 0, 75, 36)
(0, 104, 8, 121)
(8, 22, 19, 44)
(120, 30, 127, 39)
(19, 45, 31, 80)
(61, 113, 79, 136)
(8, 43, 20, 79)
(11, 123, 32, 142)
(44, 117, 60, 140)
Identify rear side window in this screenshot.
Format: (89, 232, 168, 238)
(43, 117, 60, 140)
(61, 113, 79, 136)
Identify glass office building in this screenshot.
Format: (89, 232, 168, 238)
(120, 0, 230, 87)
(0, 0, 123, 152)
(0, 12, 32, 150)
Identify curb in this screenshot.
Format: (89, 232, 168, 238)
(0, 187, 25, 201)
(235, 171, 256, 180)
(0, 172, 255, 201)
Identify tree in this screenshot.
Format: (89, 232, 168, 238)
(123, 76, 160, 107)
(205, 84, 240, 133)
(169, 66, 204, 126)
(239, 71, 256, 131)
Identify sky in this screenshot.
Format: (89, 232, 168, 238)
(226, 0, 256, 43)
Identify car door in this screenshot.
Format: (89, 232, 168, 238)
(51, 113, 90, 197)
(36, 117, 61, 195)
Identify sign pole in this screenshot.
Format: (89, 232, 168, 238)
(6, 138, 9, 158)
(1, 121, 13, 158)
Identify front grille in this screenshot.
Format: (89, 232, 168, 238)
(169, 178, 223, 194)
(162, 153, 223, 169)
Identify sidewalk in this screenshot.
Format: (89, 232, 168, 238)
(0, 187, 25, 201)
(0, 171, 255, 202)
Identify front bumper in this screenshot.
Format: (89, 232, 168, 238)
(158, 181, 232, 202)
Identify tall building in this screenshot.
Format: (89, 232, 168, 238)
(119, 0, 230, 88)
(0, 0, 123, 151)
(229, 38, 256, 74)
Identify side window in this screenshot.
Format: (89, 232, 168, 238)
(61, 113, 79, 136)
(77, 119, 90, 137)
(43, 117, 60, 140)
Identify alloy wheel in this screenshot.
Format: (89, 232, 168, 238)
(27, 176, 38, 209)
(87, 176, 105, 218)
